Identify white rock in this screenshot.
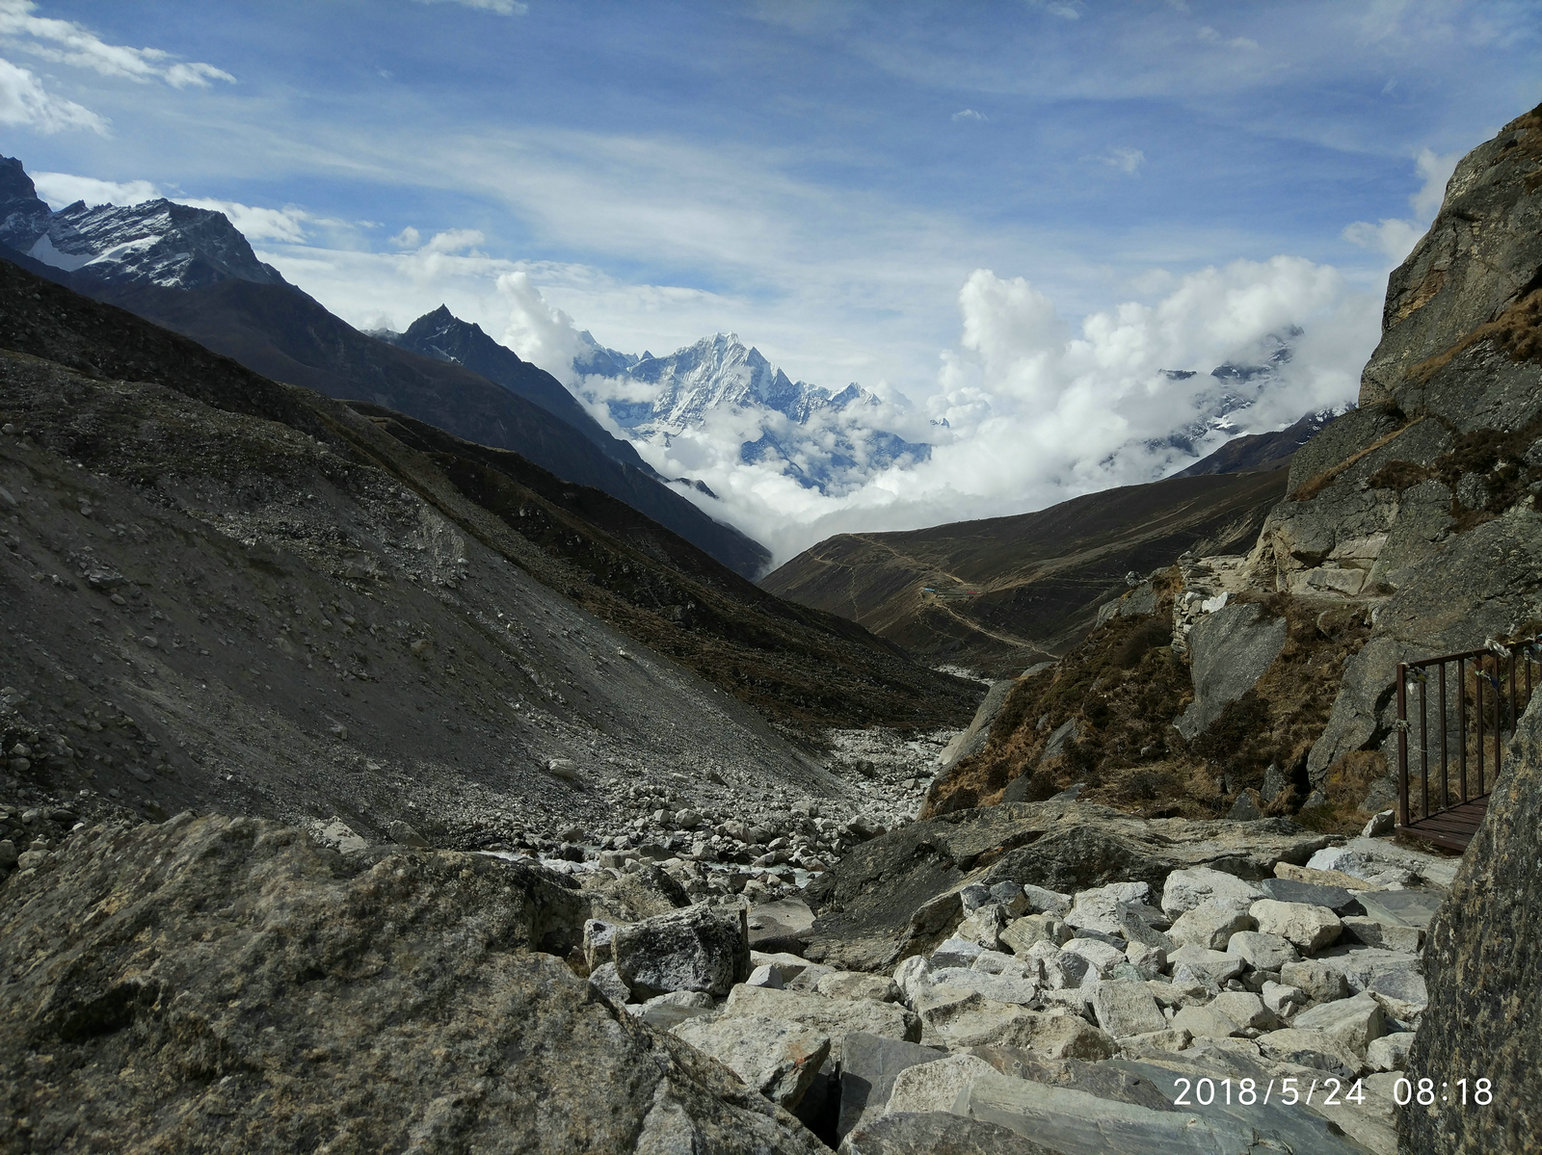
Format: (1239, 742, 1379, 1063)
(746, 963, 784, 989)
(1250, 899, 1342, 954)
(1160, 866, 1266, 918)
(1060, 936, 1127, 980)
(1168, 898, 1254, 950)
(1261, 980, 1308, 1019)
(1366, 1030, 1416, 1072)
(1291, 992, 1386, 1055)
(930, 936, 984, 969)
(1089, 979, 1167, 1038)
(1226, 930, 1300, 972)
(1279, 960, 1350, 1003)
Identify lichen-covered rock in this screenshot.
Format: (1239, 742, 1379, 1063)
(0, 815, 826, 1154)
(1400, 696, 1542, 1153)
(671, 1015, 831, 1110)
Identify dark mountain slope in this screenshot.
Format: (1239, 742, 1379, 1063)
(763, 466, 1288, 675)
(82, 274, 770, 578)
(0, 254, 971, 732)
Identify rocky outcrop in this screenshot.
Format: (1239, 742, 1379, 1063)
(1174, 602, 1287, 740)
(0, 814, 826, 1153)
(1400, 697, 1542, 1152)
(803, 798, 1331, 971)
(1206, 104, 1542, 807)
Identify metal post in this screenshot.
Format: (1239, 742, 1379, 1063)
(1438, 660, 1449, 811)
(1397, 662, 1409, 827)
(1458, 656, 1468, 803)
(1419, 669, 1430, 819)
(1476, 659, 1486, 797)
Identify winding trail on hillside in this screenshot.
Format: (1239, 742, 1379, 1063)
(932, 598, 1059, 660)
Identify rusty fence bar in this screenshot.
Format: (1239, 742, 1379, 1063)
(1396, 636, 1542, 830)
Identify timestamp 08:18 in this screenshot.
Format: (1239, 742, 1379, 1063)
(1394, 1078, 1493, 1106)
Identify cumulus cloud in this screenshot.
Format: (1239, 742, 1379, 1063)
(31, 170, 156, 205)
(0, 56, 105, 132)
(0, 2, 235, 88)
(610, 257, 1373, 564)
(1344, 146, 1460, 265)
(498, 271, 587, 379)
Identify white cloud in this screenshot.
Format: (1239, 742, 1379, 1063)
(570, 256, 1373, 564)
(423, 227, 485, 254)
(1343, 146, 1461, 266)
(0, 56, 105, 133)
(0, 2, 235, 88)
(31, 170, 158, 205)
(182, 199, 313, 243)
(412, 0, 529, 13)
(497, 271, 587, 376)
(952, 108, 987, 123)
(1103, 146, 1146, 174)
(1197, 25, 1260, 51)
(390, 225, 422, 249)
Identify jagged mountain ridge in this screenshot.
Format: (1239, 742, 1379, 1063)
(581, 331, 932, 496)
(0, 155, 770, 578)
(0, 159, 284, 291)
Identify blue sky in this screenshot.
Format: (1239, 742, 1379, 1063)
(3, 0, 1540, 555)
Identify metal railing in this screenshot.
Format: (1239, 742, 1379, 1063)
(1397, 636, 1542, 831)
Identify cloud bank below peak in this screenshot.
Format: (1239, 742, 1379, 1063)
(498, 252, 1376, 566)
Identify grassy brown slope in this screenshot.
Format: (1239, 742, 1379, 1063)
(763, 467, 1288, 675)
(922, 578, 1373, 828)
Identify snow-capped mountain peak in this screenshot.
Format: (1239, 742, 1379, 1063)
(0, 156, 285, 291)
(578, 331, 932, 496)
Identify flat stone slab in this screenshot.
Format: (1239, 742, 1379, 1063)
(1259, 877, 1358, 912)
(1352, 888, 1444, 930)
(835, 1032, 947, 1140)
(722, 985, 920, 1061)
(837, 1109, 1062, 1154)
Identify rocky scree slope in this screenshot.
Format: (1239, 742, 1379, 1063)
(0, 771, 1482, 1153)
(0, 256, 974, 880)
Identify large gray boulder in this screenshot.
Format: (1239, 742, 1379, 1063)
(1359, 104, 1542, 429)
(1400, 695, 1542, 1153)
(0, 815, 826, 1154)
(1174, 602, 1287, 740)
(613, 901, 752, 999)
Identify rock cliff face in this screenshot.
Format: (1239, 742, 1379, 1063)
(1245, 103, 1542, 805)
(1400, 697, 1542, 1151)
(914, 103, 1542, 836)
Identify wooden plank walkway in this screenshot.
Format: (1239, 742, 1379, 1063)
(1398, 797, 1489, 852)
